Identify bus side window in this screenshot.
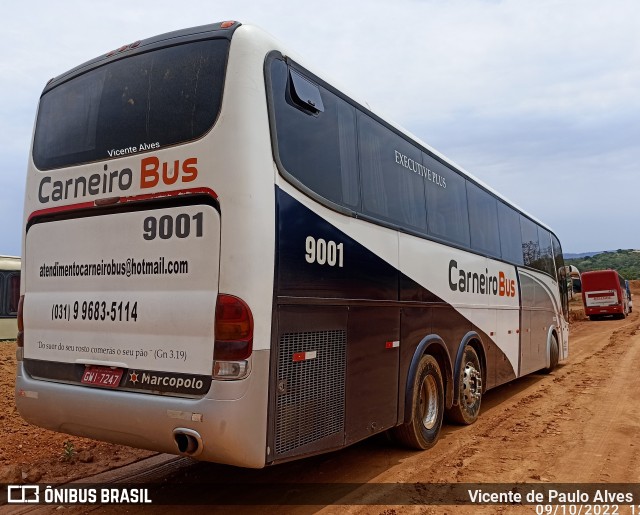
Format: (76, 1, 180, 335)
(0, 273, 4, 315)
(552, 234, 569, 317)
(537, 228, 555, 277)
(271, 59, 359, 209)
(357, 112, 427, 231)
(497, 202, 523, 265)
(288, 70, 324, 114)
(467, 181, 500, 258)
(424, 155, 470, 248)
(520, 216, 540, 268)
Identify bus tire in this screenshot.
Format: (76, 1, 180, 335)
(543, 334, 559, 374)
(446, 346, 482, 425)
(391, 354, 444, 450)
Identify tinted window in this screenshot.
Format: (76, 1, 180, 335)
(358, 112, 426, 230)
(34, 39, 229, 170)
(7, 274, 20, 314)
(551, 234, 565, 280)
(271, 60, 359, 208)
(467, 182, 500, 257)
(269, 56, 562, 268)
(289, 70, 324, 113)
(520, 216, 540, 268)
(497, 202, 523, 264)
(552, 234, 569, 317)
(425, 155, 470, 247)
(537, 227, 555, 276)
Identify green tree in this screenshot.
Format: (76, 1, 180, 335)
(565, 249, 640, 279)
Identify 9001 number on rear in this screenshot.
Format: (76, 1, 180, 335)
(143, 212, 203, 240)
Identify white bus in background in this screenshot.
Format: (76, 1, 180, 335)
(17, 21, 569, 468)
(0, 256, 20, 341)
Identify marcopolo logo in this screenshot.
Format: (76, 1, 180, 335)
(448, 259, 516, 297)
(127, 370, 208, 394)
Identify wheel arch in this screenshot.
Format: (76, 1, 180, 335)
(403, 334, 453, 423)
(452, 331, 487, 406)
(546, 325, 560, 369)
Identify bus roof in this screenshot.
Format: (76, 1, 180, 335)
(0, 256, 20, 271)
(41, 21, 241, 95)
(581, 269, 625, 285)
(581, 269, 620, 277)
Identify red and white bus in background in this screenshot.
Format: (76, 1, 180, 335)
(0, 256, 21, 340)
(581, 270, 630, 320)
(16, 21, 569, 468)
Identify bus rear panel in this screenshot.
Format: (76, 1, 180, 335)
(581, 269, 629, 319)
(17, 22, 276, 468)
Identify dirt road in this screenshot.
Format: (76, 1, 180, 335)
(3, 293, 640, 513)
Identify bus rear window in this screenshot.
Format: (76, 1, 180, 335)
(33, 38, 229, 170)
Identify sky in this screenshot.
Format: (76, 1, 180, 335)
(1, 0, 639, 256)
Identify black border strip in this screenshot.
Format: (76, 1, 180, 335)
(26, 194, 220, 233)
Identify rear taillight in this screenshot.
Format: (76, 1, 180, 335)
(213, 294, 253, 380)
(16, 295, 24, 348)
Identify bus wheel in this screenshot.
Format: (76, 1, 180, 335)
(543, 334, 559, 374)
(391, 354, 444, 450)
(446, 346, 482, 425)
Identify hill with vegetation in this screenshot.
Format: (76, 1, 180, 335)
(565, 249, 640, 280)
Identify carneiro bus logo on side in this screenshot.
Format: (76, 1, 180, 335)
(37, 155, 198, 204)
(448, 259, 516, 297)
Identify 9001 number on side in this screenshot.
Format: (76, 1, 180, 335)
(305, 236, 344, 267)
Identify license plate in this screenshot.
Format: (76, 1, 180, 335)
(81, 366, 124, 388)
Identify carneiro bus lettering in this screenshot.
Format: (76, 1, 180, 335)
(448, 259, 516, 297)
(37, 156, 198, 204)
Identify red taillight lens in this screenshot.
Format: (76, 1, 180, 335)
(17, 295, 25, 347)
(214, 294, 253, 360)
(215, 295, 252, 340)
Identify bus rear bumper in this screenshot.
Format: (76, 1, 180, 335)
(585, 306, 623, 316)
(15, 350, 270, 468)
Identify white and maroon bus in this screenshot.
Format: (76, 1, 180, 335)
(0, 255, 20, 341)
(17, 21, 569, 468)
(581, 269, 630, 320)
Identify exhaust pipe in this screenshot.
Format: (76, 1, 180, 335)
(173, 428, 203, 457)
